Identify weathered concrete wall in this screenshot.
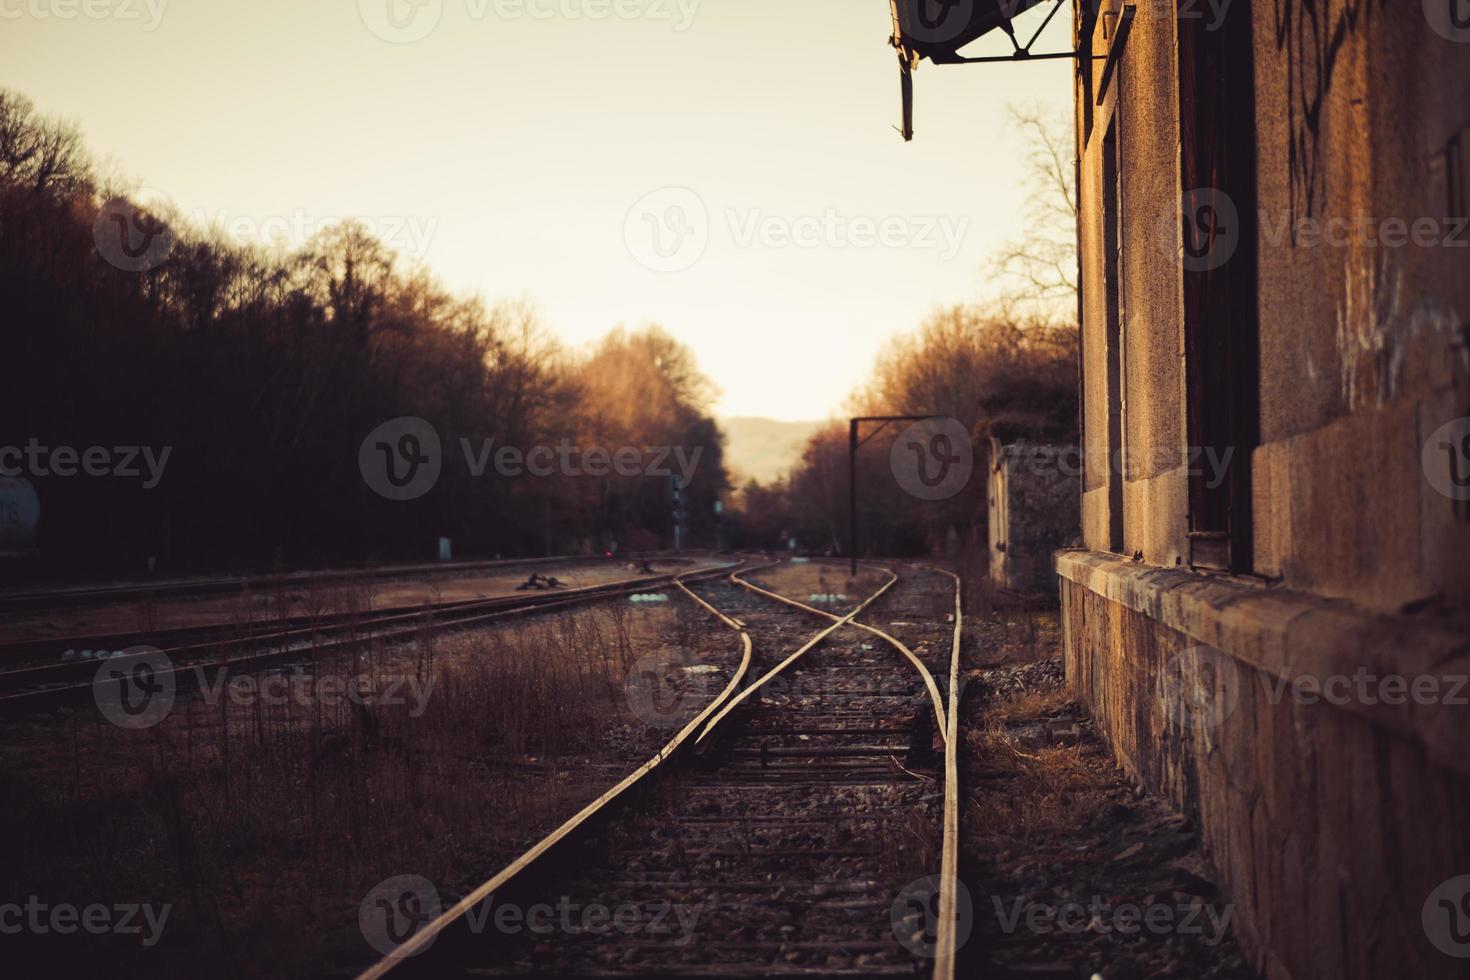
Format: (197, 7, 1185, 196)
(1075, 2, 1470, 602)
(1067, 2, 1470, 977)
(1250, 1, 1470, 612)
(987, 441, 1080, 592)
(1059, 550, 1470, 980)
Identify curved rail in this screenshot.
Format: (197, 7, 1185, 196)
(692, 566, 899, 743)
(355, 561, 775, 980)
(0, 561, 742, 711)
(931, 566, 964, 980)
(731, 560, 967, 980)
(353, 559, 962, 980)
(726, 563, 949, 744)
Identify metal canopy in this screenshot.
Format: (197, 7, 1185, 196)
(889, 0, 1052, 64)
(888, 0, 1078, 140)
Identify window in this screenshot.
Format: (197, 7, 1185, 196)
(1177, 1, 1260, 572)
(1103, 119, 1125, 555)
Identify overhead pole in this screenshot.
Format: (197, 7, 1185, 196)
(849, 420, 858, 576)
(847, 415, 933, 577)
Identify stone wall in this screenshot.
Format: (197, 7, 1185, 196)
(987, 441, 1080, 592)
(1058, 549, 1470, 980)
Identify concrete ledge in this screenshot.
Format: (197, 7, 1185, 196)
(1055, 549, 1470, 775)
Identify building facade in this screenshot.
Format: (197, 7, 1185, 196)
(1063, 2, 1470, 978)
(987, 439, 1080, 593)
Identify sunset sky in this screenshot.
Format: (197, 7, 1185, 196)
(3, 0, 1070, 420)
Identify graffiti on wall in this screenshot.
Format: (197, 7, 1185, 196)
(1270, 0, 1386, 230)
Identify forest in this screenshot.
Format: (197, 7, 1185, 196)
(0, 90, 728, 578)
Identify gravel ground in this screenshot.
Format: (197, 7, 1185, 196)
(958, 613, 1259, 980)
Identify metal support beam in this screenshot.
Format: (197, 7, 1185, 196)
(847, 415, 934, 576)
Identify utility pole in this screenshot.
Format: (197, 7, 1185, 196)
(671, 474, 686, 552)
(848, 415, 934, 576)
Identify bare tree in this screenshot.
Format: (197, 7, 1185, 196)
(989, 103, 1077, 321)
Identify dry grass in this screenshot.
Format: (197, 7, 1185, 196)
(958, 607, 1111, 854)
(0, 591, 734, 978)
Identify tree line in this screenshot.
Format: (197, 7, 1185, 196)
(0, 90, 726, 578)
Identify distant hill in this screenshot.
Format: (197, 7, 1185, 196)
(720, 417, 826, 485)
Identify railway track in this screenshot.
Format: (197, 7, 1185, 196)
(353, 562, 964, 979)
(0, 559, 743, 712)
(0, 551, 703, 613)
